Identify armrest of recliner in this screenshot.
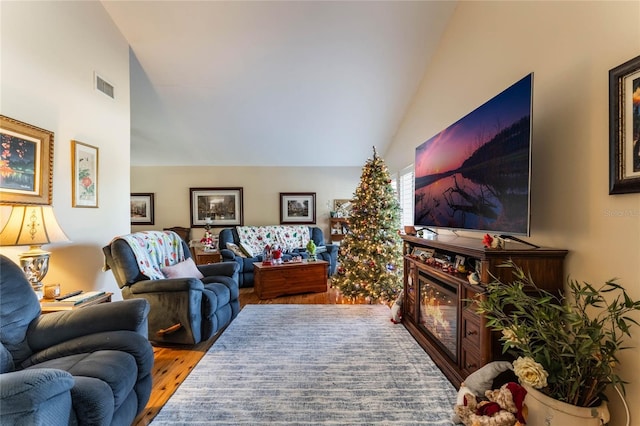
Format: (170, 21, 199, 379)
(0, 368, 74, 424)
(129, 277, 205, 293)
(220, 248, 238, 261)
(323, 244, 338, 255)
(198, 260, 239, 278)
(28, 299, 151, 350)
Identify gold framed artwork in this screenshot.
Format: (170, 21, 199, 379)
(71, 140, 99, 208)
(0, 115, 54, 205)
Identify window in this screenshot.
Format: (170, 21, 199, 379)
(398, 165, 414, 227)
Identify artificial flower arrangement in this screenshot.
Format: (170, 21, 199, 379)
(200, 230, 215, 249)
(475, 260, 640, 408)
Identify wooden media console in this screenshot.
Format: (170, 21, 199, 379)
(401, 235, 567, 388)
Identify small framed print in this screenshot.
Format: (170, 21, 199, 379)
(130, 193, 154, 225)
(333, 198, 352, 211)
(71, 140, 99, 207)
(609, 55, 640, 194)
(0, 115, 54, 205)
(454, 255, 466, 270)
(190, 187, 243, 227)
(280, 192, 316, 224)
(412, 247, 434, 261)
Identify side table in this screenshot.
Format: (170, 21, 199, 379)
(192, 248, 221, 265)
(40, 292, 113, 313)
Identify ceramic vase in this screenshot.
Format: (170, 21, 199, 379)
(522, 384, 610, 426)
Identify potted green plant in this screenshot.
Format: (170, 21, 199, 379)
(475, 261, 640, 425)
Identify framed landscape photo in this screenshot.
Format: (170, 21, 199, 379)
(130, 193, 154, 225)
(71, 140, 99, 207)
(190, 187, 243, 227)
(0, 115, 54, 205)
(280, 192, 316, 224)
(609, 54, 640, 194)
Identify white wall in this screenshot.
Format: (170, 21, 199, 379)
(131, 166, 361, 241)
(1, 1, 131, 299)
(384, 2, 640, 424)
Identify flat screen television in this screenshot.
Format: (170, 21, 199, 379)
(414, 73, 533, 236)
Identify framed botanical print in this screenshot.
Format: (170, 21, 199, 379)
(130, 193, 154, 225)
(0, 115, 54, 205)
(280, 192, 316, 224)
(71, 140, 99, 207)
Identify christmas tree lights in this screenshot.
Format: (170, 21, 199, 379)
(332, 147, 403, 303)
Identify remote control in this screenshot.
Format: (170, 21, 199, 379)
(55, 290, 82, 301)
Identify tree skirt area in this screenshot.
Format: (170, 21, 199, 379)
(151, 304, 457, 425)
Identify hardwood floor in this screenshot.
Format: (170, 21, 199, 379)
(132, 285, 368, 426)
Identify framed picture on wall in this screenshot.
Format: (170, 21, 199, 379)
(190, 187, 243, 228)
(0, 115, 54, 205)
(280, 192, 316, 224)
(71, 140, 99, 207)
(130, 193, 154, 225)
(609, 54, 640, 194)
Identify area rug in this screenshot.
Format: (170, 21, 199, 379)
(151, 304, 458, 425)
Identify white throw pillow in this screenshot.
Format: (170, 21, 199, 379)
(161, 257, 204, 279)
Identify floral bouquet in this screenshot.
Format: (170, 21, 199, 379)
(475, 260, 640, 408)
(200, 231, 215, 249)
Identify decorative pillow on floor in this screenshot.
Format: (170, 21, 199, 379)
(161, 257, 204, 279)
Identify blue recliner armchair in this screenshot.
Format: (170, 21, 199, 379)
(218, 226, 338, 288)
(0, 255, 154, 425)
(103, 231, 240, 345)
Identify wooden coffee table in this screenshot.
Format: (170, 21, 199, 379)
(253, 260, 328, 299)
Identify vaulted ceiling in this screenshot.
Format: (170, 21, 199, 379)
(102, 1, 456, 167)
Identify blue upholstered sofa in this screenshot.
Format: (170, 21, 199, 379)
(218, 226, 337, 288)
(0, 255, 153, 425)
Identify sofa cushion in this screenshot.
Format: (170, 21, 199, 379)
(236, 226, 277, 255)
(0, 340, 14, 373)
(225, 242, 248, 258)
(239, 242, 257, 257)
(161, 258, 204, 280)
(275, 225, 311, 252)
(236, 225, 311, 255)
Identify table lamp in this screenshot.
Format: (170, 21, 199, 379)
(0, 205, 70, 299)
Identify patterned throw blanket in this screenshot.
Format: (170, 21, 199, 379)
(236, 225, 311, 256)
(117, 231, 185, 280)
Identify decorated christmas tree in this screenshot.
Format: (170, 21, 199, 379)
(332, 147, 403, 303)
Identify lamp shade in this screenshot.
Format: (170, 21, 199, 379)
(0, 205, 70, 248)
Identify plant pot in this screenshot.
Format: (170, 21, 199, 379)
(522, 384, 610, 426)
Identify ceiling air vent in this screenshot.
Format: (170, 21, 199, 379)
(95, 73, 115, 99)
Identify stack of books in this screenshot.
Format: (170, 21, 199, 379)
(40, 291, 107, 310)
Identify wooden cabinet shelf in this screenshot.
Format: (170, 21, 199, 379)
(401, 234, 567, 388)
(329, 217, 349, 243)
